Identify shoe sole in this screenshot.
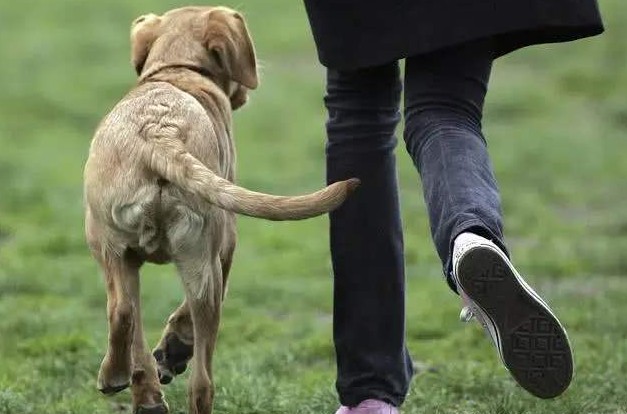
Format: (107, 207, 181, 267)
(456, 246, 574, 399)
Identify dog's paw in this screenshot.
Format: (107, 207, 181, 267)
(153, 332, 193, 384)
(97, 373, 130, 395)
(97, 359, 131, 395)
(98, 382, 130, 395)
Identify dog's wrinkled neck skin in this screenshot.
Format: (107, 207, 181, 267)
(139, 63, 243, 113)
(139, 64, 233, 133)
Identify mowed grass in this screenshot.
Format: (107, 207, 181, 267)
(1, 0, 627, 413)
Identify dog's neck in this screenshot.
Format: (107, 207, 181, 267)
(139, 64, 233, 134)
(138, 64, 237, 182)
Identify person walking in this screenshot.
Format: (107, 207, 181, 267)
(302, 1, 604, 413)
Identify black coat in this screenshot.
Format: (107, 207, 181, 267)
(303, 0, 604, 70)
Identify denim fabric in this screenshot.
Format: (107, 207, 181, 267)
(324, 39, 508, 407)
(403, 39, 509, 291)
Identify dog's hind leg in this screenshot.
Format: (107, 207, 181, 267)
(152, 215, 236, 386)
(179, 259, 222, 414)
(152, 299, 194, 385)
(166, 206, 223, 414)
(127, 257, 169, 414)
(95, 250, 140, 395)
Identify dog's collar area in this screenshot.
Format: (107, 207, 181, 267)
(139, 64, 219, 85)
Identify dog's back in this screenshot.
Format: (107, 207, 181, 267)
(84, 81, 223, 260)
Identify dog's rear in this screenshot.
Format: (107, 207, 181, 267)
(84, 6, 357, 414)
(85, 82, 208, 259)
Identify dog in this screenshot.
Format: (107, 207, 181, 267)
(83, 6, 358, 414)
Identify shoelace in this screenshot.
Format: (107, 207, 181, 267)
(459, 297, 490, 332)
(458, 290, 488, 329)
(459, 300, 497, 348)
(459, 305, 474, 322)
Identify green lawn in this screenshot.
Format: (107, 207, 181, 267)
(1, 1, 626, 413)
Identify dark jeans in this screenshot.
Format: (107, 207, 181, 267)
(325, 39, 509, 407)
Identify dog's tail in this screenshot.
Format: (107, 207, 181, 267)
(144, 139, 359, 221)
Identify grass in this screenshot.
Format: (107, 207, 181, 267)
(0, 0, 626, 413)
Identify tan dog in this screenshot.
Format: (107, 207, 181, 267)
(83, 6, 358, 414)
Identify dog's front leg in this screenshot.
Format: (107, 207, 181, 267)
(153, 299, 194, 384)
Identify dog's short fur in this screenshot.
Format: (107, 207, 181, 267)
(83, 6, 358, 414)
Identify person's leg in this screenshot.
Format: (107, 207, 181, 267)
(325, 62, 413, 408)
(403, 40, 574, 399)
(403, 39, 508, 291)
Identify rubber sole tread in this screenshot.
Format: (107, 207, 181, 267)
(457, 247, 573, 399)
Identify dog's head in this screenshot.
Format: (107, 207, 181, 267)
(131, 6, 258, 109)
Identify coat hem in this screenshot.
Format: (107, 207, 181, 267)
(317, 24, 604, 70)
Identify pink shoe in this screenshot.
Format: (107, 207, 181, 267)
(335, 399, 399, 414)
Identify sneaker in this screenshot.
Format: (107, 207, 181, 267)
(453, 232, 574, 399)
(335, 399, 399, 414)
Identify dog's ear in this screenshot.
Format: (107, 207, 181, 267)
(130, 14, 162, 75)
(204, 9, 258, 89)
(230, 84, 249, 110)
